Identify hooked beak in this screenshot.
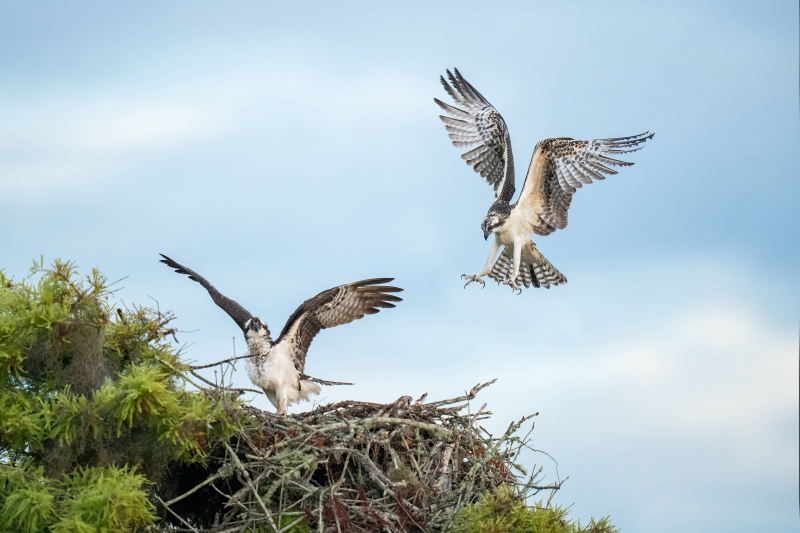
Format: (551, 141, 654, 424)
(483, 228, 491, 240)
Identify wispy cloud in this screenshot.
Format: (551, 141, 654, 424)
(1, 98, 221, 194)
(69, 105, 217, 152)
(539, 306, 795, 457)
(0, 61, 431, 196)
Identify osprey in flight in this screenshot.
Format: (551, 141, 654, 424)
(159, 254, 403, 414)
(435, 69, 654, 292)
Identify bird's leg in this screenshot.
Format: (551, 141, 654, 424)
(462, 236, 501, 288)
(502, 237, 524, 294)
(275, 394, 288, 416)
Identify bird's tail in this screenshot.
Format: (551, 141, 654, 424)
(487, 239, 567, 289)
(297, 380, 322, 400)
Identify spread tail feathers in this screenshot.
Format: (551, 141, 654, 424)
(297, 380, 322, 401)
(488, 240, 567, 289)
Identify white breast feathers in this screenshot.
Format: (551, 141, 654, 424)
(245, 334, 320, 414)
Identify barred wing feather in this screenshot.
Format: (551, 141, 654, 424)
(434, 68, 516, 204)
(517, 133, 654, 236)
(275, 279, 403, 372)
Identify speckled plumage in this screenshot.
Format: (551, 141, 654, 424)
(435, 69, 653, 292)
(159, 254, 403, 413)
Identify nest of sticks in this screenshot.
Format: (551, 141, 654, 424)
(157, 380, 563, 532)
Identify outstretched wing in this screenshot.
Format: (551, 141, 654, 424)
(159, 253, 255, 332)
(434, 68, 516, 204)
(275, 279, 403, 372)
(516, 132, 654, 236)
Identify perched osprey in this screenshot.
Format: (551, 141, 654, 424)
(435, 69, 654, 292)
(159, 254, 403, 414)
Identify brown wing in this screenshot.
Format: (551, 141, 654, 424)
(516, 132, 654, 236)
(274, 279, 403, 372)
(434, 68, 516, 204)
(159, 253, 256, 332)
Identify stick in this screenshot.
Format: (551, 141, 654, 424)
(155, 494, 201, 533)
(426, 379, 497, 408)
(190, 353, 259, 370)
(223, 442, 279, 533)
(162, 470, 226, 507)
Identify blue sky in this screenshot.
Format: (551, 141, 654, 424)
(1, 1, 797, 531)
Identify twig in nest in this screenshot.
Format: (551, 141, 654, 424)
(223, 442, 279, 533)
(155, 494, 201, 533)
(162, 470, 226, 507)
(427, 379, 497, 407)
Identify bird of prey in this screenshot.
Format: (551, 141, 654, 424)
(434, 68, 654, 292)
(159, 254, 403, 414)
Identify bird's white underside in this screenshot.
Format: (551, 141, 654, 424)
(245, 327, 321, 414)
(479, 214, 532, 282)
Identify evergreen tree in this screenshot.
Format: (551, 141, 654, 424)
(0, 259, 236, 532)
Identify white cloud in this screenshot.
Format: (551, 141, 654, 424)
(0, 61, 432, 196)
(0, 160, 94, 196)
(216, 60, 433, 162)
(69, 105, 217, 152)
(0, 99, 221, 194)
(480, 303, 798, 479)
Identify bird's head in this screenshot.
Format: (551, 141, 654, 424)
(481, 206, 510, 240)
(244, 317, 269, 340)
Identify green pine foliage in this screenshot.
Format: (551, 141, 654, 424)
(450, 486, 618, 533)
(0, 259, 238, 532)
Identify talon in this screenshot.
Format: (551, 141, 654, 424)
(461, 274, 485, 289)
